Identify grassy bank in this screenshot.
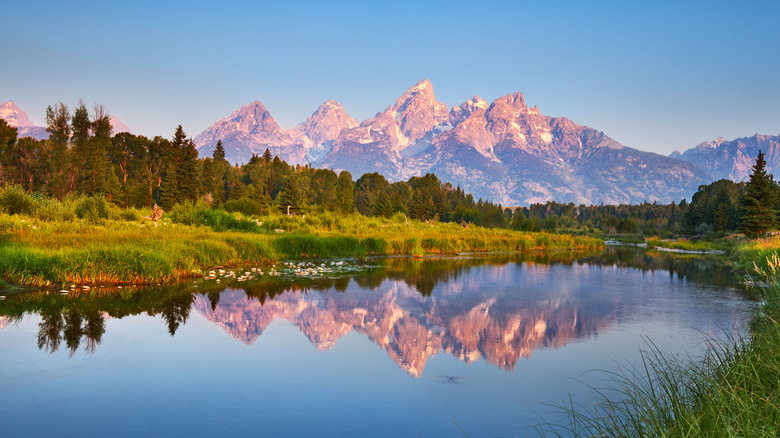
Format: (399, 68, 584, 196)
(539, 249, 780, 437)
(0, 202, 602, 288)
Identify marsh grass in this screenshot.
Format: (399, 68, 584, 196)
(537, 253, 780, 437)
(0, 196, 602, 287)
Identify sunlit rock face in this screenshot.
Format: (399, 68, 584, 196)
(193, 263, 622, 378)
(193, 101, 307, 165)
(0, 101, 48, 140)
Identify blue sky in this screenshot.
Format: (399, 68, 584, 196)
(2, 0, 778, 155)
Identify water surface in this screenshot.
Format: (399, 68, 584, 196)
(0, 248, 756, 437)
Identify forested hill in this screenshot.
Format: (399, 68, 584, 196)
(0, 113, 508, 228)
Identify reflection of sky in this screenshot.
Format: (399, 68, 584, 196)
(0, 259, 757, 437)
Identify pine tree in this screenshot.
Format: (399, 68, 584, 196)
(177, 138, 200, 203)
(213, 140, 226, 162)
(262, 148, 273, 163)
(739, 150, 778, 236)
(409, 189, 429, 220)
(70, 102, 91, 192)
(278, 175, 304, 215)
(371, 190, 393, 217)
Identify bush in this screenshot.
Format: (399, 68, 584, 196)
(223, 198, 266, 217)
(75, 196, 110, 222)
(0, 184, 39, 216)
(169, 202, 261, 233)
(118, 208, 144, 221)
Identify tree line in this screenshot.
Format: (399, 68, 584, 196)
(0, 104, 507, 227)
(1, 103, 776, 235)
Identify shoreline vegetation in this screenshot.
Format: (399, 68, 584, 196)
(0, 193, 602, 290)
(538, 252, 780, 437)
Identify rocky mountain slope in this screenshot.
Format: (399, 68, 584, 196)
(0, 101, 49, 140)
(193, 101, 308, 165)
(194, 81, 712, 205)
(670, 134, 780, 182)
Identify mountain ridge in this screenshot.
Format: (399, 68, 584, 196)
(194, 80, 712, 205)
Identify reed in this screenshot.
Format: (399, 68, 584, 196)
(0, 200, 602, 287)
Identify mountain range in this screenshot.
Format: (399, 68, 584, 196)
(193, 80, 777, 205)
(4, 90, 778, 206)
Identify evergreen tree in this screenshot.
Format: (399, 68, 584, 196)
(739, 150, 778, 236)
(409, 189, 428, 220)
(69, 101, 95, 193)
(371, 190, 393, 217)
(83, 104, 112, 196)
(262, 148, 273, 163)
(278, 175, 304, 215)
(159, 126, 188, 210)
(212, 140, 226, 162)
(177, 138, 200, 203)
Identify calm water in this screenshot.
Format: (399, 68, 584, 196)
(0, 248, 756, 437)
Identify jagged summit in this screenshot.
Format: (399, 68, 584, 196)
(0, 101, 34, 128)
(0, 101, 49, 140)
(388, 79, 449, 144)
(292, 99, 358, 145)
(193, 100, 307, 165)
(109, 116, 132, 134)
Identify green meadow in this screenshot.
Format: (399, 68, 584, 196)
(0, 188, 601, 288)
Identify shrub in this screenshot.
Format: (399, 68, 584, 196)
(223, 198, 266, 217)
(0, 184, 39, 216)
(75, 196, 110, 222)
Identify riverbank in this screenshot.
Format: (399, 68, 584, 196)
(0, 209, 602, 289)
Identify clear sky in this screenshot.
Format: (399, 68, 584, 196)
(2, 0, 778, 155)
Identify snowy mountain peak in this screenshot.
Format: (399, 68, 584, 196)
(389, 79, 449, 143)
(0, 101, 34, 128)
(450, 96, 490, 126)
(292, 99, 359, 147)
(0, 101, 48, 140)
(193, 100, 306, 165)
(109, 116, 132, 134)
(408, 78, 433, 94)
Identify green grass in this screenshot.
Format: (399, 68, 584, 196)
(537, 251, 780, 437)
(0, 202, 602, 287)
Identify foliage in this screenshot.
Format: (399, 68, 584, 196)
(0, 184, 40, 215)
(74, 196, 110, 222)
(739, 150, 779, 236)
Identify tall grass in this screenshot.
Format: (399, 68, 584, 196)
(0, 192, 602, 286)
(538, 253, 780, 437)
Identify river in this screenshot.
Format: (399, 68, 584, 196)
(0, 248, 757, 437)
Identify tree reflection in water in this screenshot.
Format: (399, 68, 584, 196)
(1, 248, 749, 370)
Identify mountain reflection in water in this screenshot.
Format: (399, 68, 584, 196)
(1, 248, 749, 377)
